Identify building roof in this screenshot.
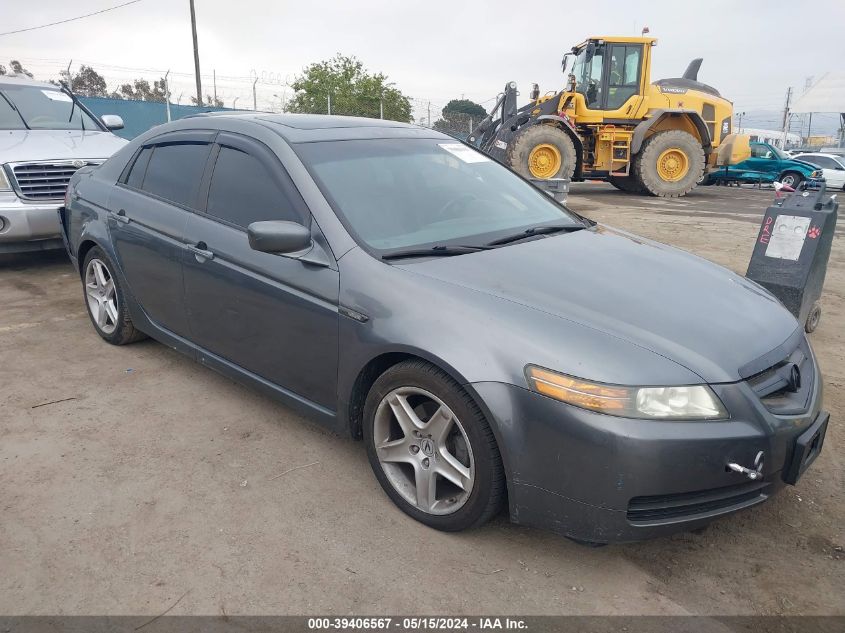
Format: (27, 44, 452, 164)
(791, 72, 845, 114)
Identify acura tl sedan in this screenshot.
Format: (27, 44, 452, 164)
(60, 114, 828, 543)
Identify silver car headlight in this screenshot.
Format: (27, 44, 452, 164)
(0, 166, 11, 191)
(525, 365, 729, 420)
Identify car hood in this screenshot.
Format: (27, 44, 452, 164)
(0, 129, 127, 164)
(397, 226, 799, 384)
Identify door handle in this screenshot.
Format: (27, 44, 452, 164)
(187, 241, 214, 261)
(108, 209, 130, 224)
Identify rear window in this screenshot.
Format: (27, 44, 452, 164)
(141, 142, 210, 208)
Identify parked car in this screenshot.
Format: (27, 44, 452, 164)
(793, 153, 845, 190)
(703, 141, 823, 187)
(60, 114, 827, 544)
(0, 74, 127, 254)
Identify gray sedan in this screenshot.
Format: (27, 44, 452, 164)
(60, 114, 828, 543)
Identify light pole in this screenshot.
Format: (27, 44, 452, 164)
(189, 0, 202, 106)
(252, 77, 258, 111)
(233, 96, 239, 110)
(164, 70, 171, 122)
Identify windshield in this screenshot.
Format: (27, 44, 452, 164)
(0, 84, 100, 131)
(296, 138, 582, 253)
(570, 44, 604, 108)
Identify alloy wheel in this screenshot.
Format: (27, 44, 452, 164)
(373, 387, 475, 515)
(85, 258, 119, 335)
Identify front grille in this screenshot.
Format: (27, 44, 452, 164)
(10, 161, 100, 201)
(627, 481, 768, 524)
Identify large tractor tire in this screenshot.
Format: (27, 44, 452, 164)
(633, 130, 705, 197)
(608, 175, 646, 193)
(506, 124, 577, 181)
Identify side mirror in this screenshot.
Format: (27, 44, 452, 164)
(247, 220, 312, 255)
(561, 54, 569, 74)
(101, 114, 124, 131)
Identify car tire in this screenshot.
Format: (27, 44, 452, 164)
(363, 359, 505, 532)
(780, 171, 803, 188)
(506, 124, 577, 181)
(81, 246, 146, 345)
(634, 130, 706, 197)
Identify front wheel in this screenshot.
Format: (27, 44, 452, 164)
(506, 124, 577, 181)
(363, 360, 505, 532)
(780, 171, 803, 188)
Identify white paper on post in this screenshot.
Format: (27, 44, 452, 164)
(765, 215, 811, 261)
(42, 90, 73, 102)
(438, 143, 490, 163)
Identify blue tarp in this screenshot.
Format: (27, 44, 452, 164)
(78, 97, 233, 139)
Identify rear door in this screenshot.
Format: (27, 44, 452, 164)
(108, 131, 214, 337)
(181, 132, 340, 410)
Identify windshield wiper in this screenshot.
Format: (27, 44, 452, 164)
(485, 224, 583, 247)
(382, 244, 492, 261)
(0, 90, 30, 130)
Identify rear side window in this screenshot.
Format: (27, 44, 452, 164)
(125, 147, 152, 189)
(142, 142, 210, 208)
(205, 145, 304, 228)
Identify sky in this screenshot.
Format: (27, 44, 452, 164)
(2, 0, 844, 133)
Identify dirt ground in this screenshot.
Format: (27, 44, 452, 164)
(1, 184, 842, 617)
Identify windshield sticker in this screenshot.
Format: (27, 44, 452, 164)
(438, 143, 490, 163)
(765, 215, 810, 261)
(42, 90, 73, 102)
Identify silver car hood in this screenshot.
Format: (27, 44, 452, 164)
(0, 129, 128, 164)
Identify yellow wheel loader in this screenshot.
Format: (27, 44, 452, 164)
(467, 36, 750, 197)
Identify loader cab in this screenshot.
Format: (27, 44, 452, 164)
(567, 37, 653, 116)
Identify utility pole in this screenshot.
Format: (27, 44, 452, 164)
(233, 96, 239, 109)
(781, 87, 792, 149)
(65, 59, 73, 86)
(252, 77, 258, 111)
(213, 69, 217, 106)
(189, 0, 203, 106)
(164, 70, 171, 122)
(737, 111, 745, 133)
(427, 101, 431, 127)
(379, 96, 384, 119)
(327, 93, 331, 115)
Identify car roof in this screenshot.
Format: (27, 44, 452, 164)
(0, 74, 63, 89)
(187, 112, 449, 143)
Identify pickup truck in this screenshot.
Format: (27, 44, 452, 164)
(703, 141, 823, 187)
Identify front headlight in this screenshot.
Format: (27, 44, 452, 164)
(0, 166, 11, 191)
(525, 365, 729, 420)
(811, 170, 823, 179)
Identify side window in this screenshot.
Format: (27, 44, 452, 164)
(751, 144, 771, 159)
(205, 145, 304, 228)
(605, 45, 641, 110)
(585, 47, 605, 108)
(124, 147, 152, 189)
(142, 142, 210, 208)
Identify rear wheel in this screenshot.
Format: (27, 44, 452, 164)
(363, 360, 505, 532)
(82, 246, 146, 345)
(634, 130, 705, 197)
(506, 124, 577, 181)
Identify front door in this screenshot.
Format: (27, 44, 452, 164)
(181, 133, 340, 411)
(108, 132, 214, 338)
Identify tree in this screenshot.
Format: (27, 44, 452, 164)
(287, 54, 412, 122)
(443, 99, 486, 120)
(192, 94, 223, 107)
(113, 77, 168, 102)
(434, 98, 486, 134)
(70, 65, 108, 97)
(0, 60, 34, 77)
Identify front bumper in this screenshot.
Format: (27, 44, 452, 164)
(472, 357, 826, 543)
(0, 192, 64, 253)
